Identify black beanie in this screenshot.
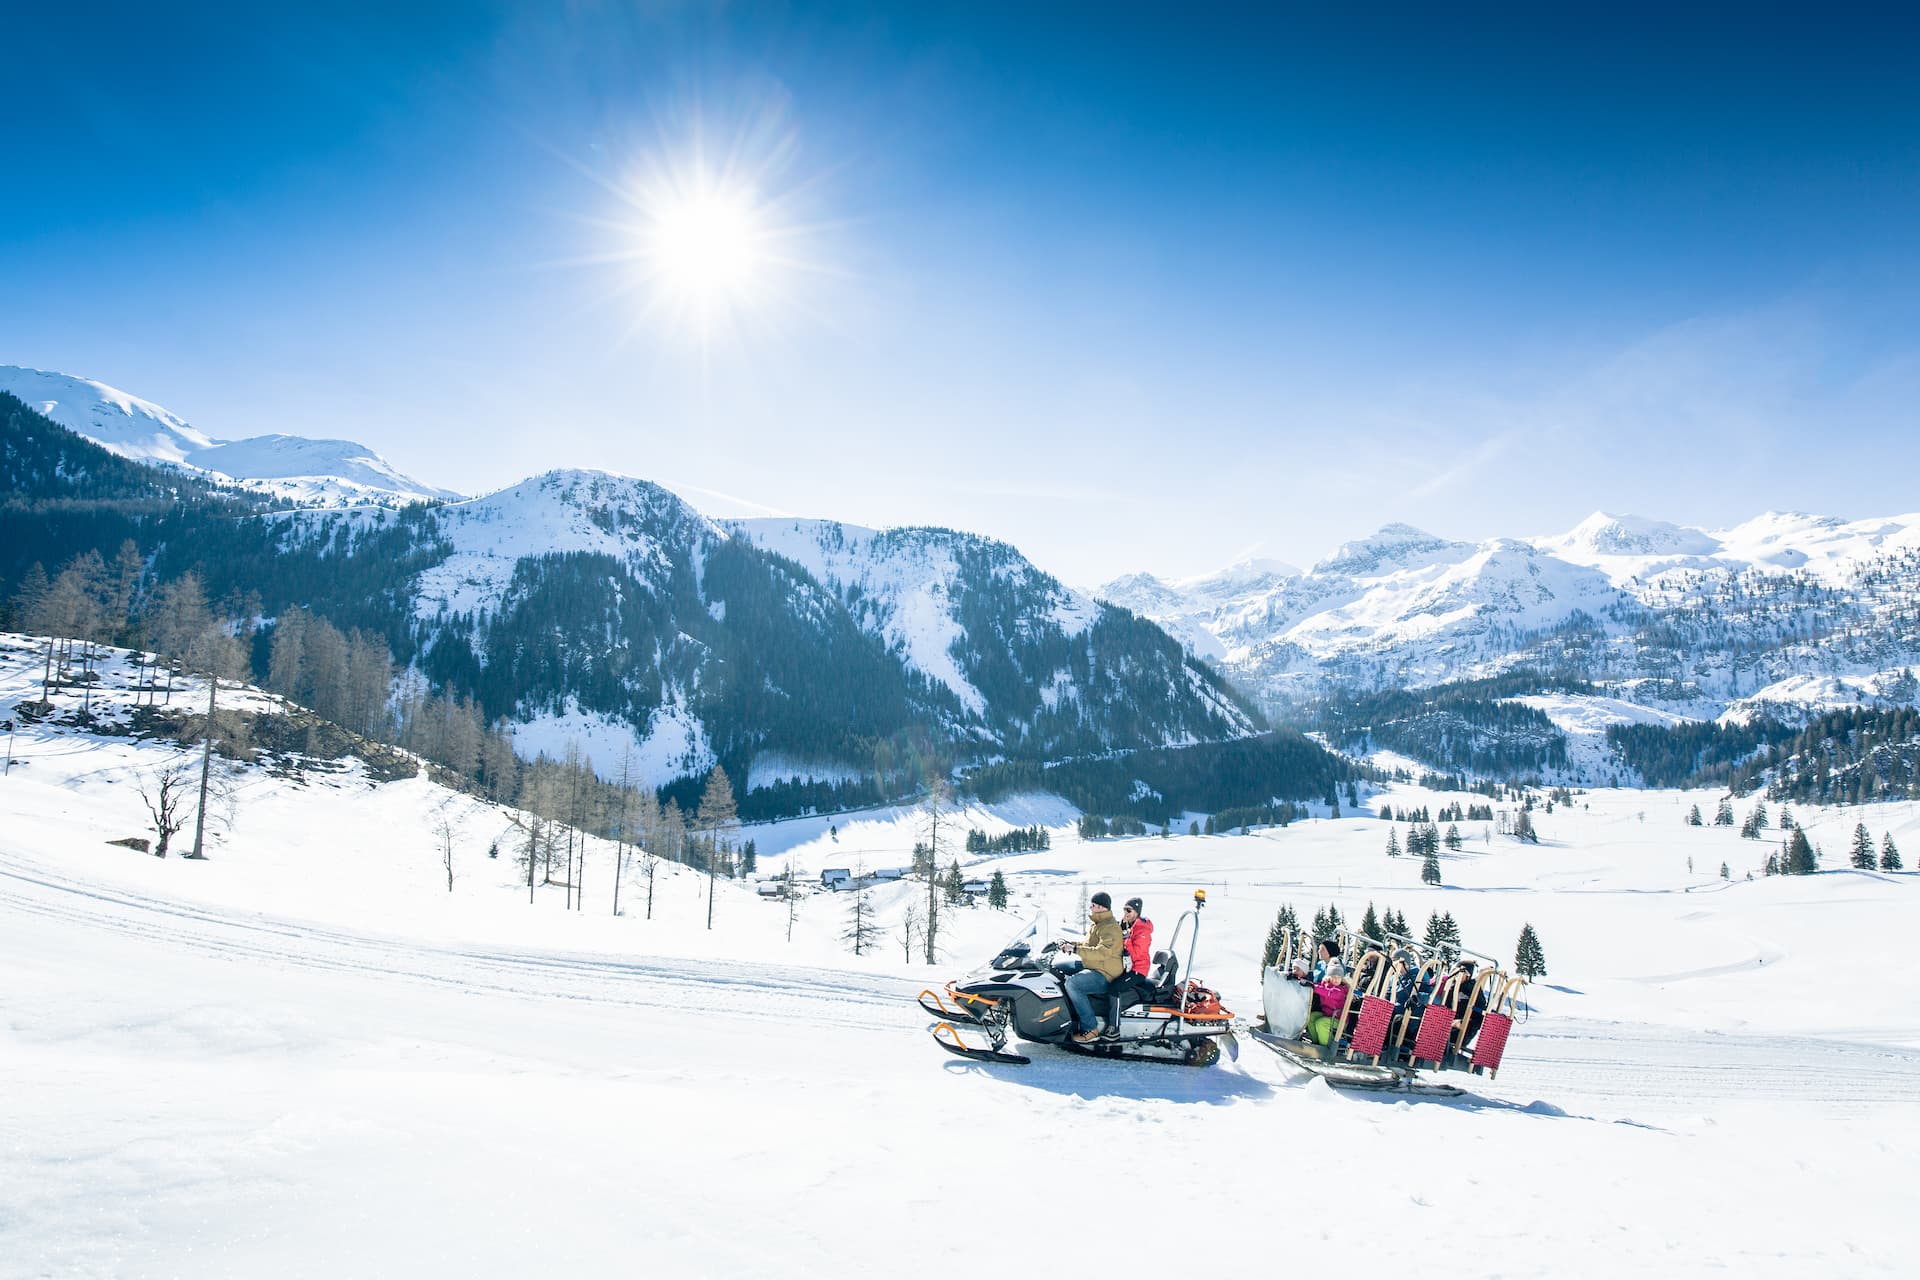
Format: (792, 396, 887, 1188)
(1091, 892, 1112, 909)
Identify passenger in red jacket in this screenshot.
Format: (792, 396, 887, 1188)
(1103, 897, 1155, 1038)
(1122, 897, 1153, 976)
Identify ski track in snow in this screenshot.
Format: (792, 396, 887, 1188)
(0, 860, 918, 1034)
(8, 856, 1919, 1115)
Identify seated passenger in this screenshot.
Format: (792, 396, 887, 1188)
(1311, 938, 1340, 982)
(1305, 960, 1351, 1046)
(1102, 896, 1155, 1038)
(1450, 960, 1489, 1046)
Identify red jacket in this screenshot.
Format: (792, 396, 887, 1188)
(1123, 918, 1154, 977)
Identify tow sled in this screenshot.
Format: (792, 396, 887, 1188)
(922, 891, 1237, 1068)
(1251, 924, 1527, 1095)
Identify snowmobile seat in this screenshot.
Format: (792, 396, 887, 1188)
(1148, 949, 1179, 1002)
(1108, 972, 1157, 1015)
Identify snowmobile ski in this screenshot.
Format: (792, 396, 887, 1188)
(918, 987, 987, 1025)
(930, 1021, 1031, 1065)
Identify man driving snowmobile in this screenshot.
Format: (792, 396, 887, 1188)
(1102, 897, 1155, 1039)
(1060, 893, 1124, 1042)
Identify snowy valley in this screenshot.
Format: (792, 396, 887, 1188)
(4, 633, 1918, 1276)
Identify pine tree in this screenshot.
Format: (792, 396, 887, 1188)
(1423, 911, 1461, 964)
(1444, 823, 1462, 850)
(1881, 834, 1903, 872)
(1685, 804, 1703, 827)
(1421, 848, 1442, 886)
(987, 870, 1009, 909)
(1311, 903, 1342, 940)
(1359, 901, 1381, 942)
(1714, 798, 1735, 826)
(1513, 809, 1538, 843)
(1850, 823, 1876, 870)
(1385, 828, 1401, 857)
(1260, 904, 1294, 973)
(943, 858, 966, 906)
(1720, 861, 1730, 880)
(1514, 924, 1547, 979)
(1786, 827, 1817, 875)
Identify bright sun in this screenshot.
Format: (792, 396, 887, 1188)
(646, 183, 767, 305)
(600, 118, 818, 347)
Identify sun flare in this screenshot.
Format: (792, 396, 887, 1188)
(592, 111, 822, 348)
(645, 182, 768, 305)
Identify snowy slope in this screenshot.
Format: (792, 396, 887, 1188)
(0, 364, 458, 505)
(732, 517, 1252, 749)
(5, 636, 1920, 1275)
(410, 469, 720, 622)
(735, 518, 1013, 715)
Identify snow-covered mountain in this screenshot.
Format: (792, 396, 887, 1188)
(0, 365, 458, 506)
(253, 472, 1258, 792)
(1101, 509, 1920, 722)
(1099, 556, 1302, 662)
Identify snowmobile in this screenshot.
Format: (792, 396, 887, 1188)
(1248, 926, 1525, 1095)
(920, 890, 1238, 1067)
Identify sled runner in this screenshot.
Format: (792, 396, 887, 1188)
(922, 891, 1237, 1068)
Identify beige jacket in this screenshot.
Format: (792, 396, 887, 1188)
(1077, 909, 1125, 979)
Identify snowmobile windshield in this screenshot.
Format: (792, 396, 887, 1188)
(989, 914, 1051, 968)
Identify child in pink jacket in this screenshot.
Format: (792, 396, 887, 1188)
(1306, 961, 1352, 1046)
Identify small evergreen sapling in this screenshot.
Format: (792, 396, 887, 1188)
(1514, 923, 1547, 980)
(1882, 834, 1903, 872)
(1786, 827, 1818, 875)
(1385, 827, 1401, 858)
(1850, 824, 1876, 870)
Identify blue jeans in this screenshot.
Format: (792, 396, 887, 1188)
(1065, 968, 1110, 1032)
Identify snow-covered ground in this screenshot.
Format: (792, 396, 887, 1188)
(5, 640, 1920, 1275)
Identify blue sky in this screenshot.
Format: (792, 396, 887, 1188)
(5, 3, 1917, 585)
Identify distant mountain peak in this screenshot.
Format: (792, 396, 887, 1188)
(0, 363, 457, 506)
(1312, 523, 1467, 577)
